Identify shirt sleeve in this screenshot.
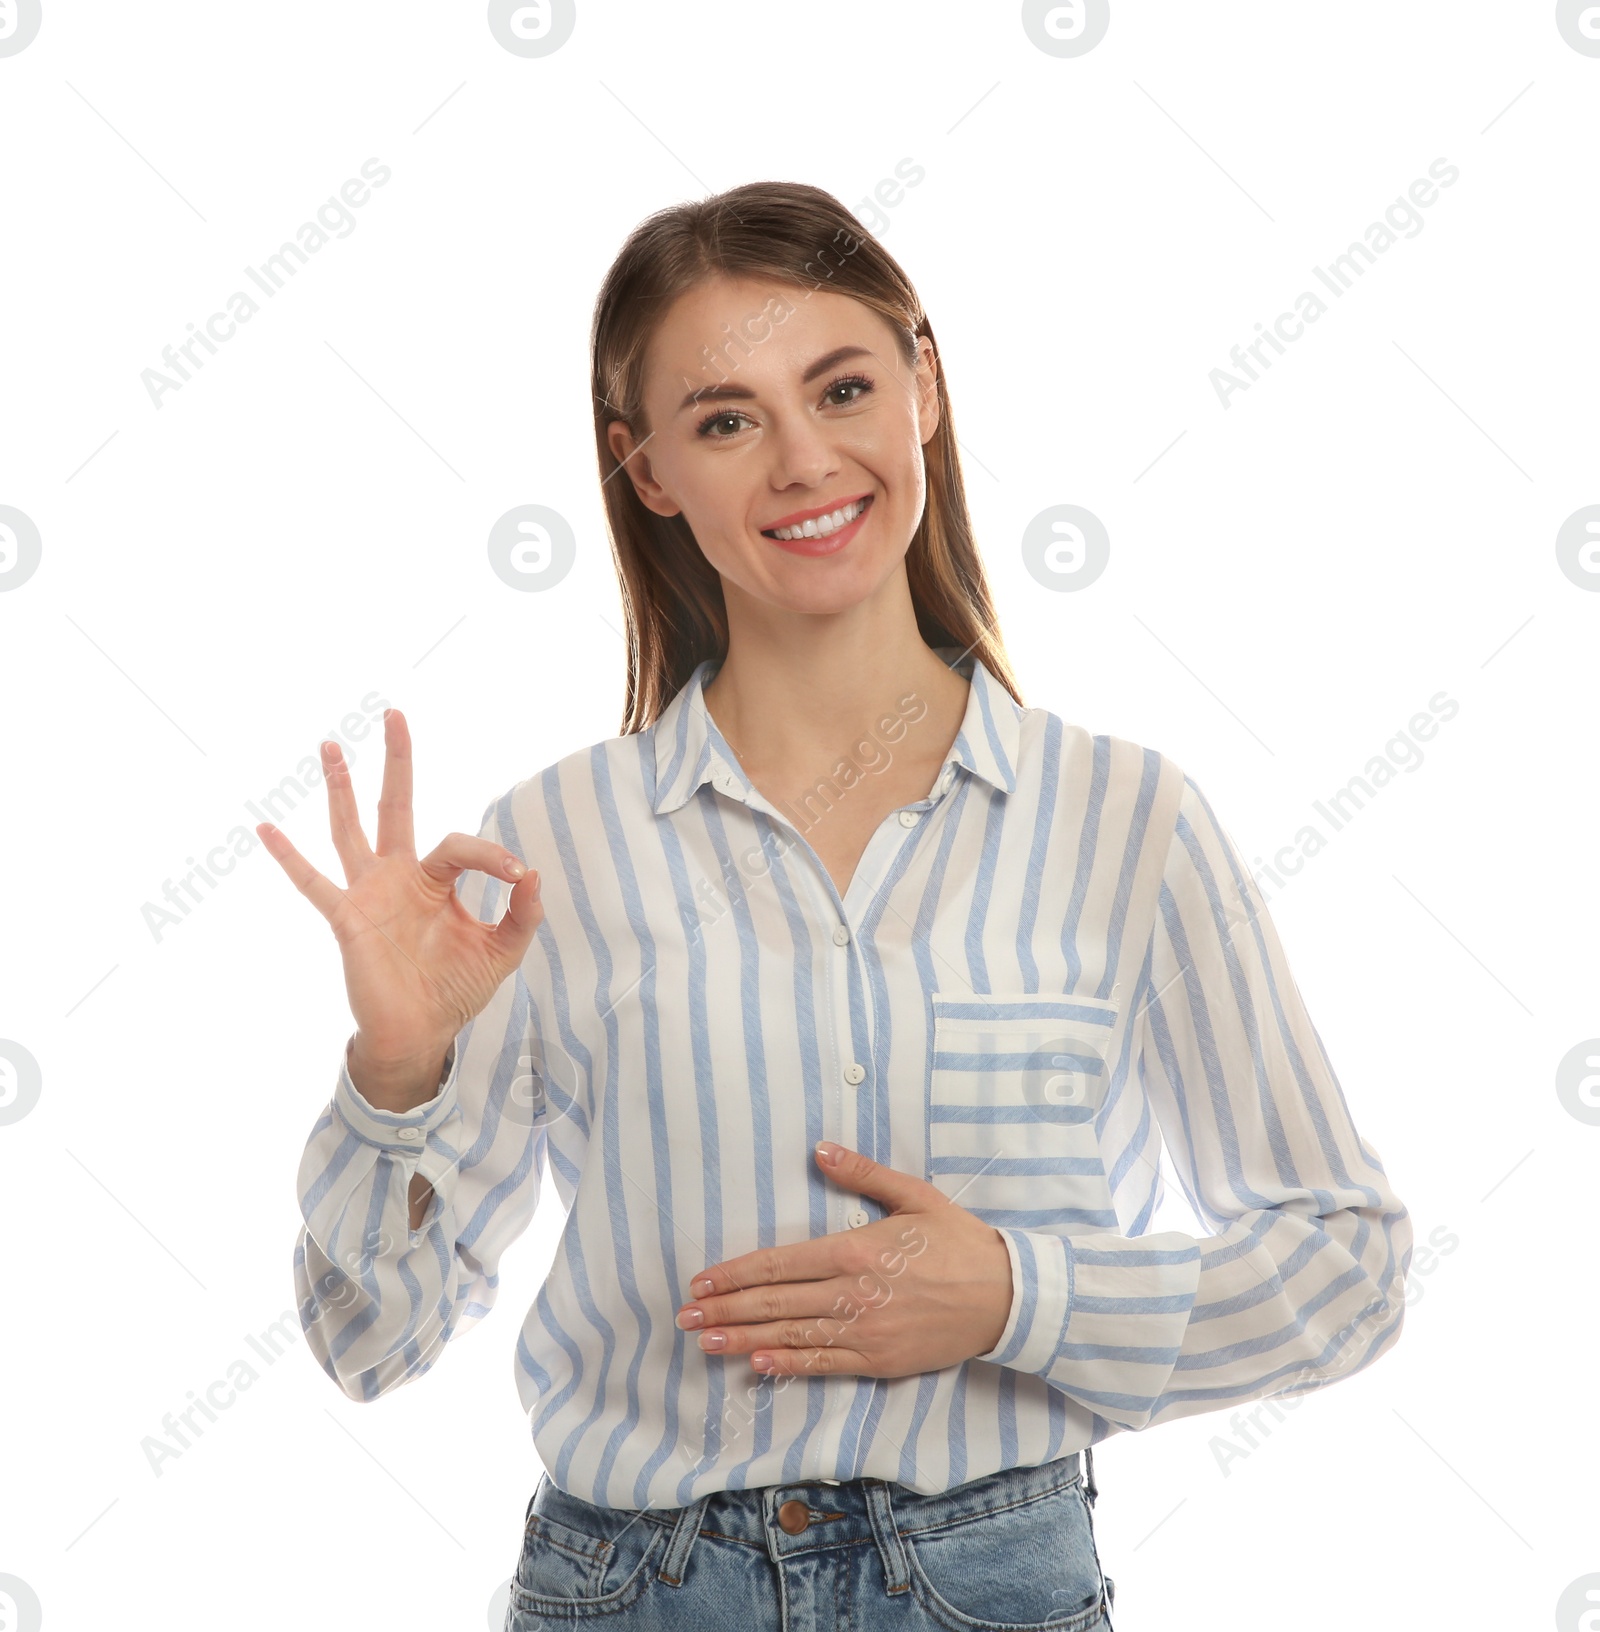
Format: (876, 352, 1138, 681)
(974, 769, 1412, 1431)
(292, 790, 548, 1402)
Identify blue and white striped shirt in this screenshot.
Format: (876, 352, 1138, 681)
(294, 646, 1411, 1510)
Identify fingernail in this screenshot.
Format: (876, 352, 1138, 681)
(698, 1331, 726, 1352)
(676, 1306, 704, 1330)
(506, 859, 526, 878)
(816, 1140, 841, 1165)
(691, 1277, 714, 1297)
(752, 1354, 774, 1371)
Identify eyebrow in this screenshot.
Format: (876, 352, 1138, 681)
(675, 345, 874, 414)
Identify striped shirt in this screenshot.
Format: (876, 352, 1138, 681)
(294, 645, 1411, 1511)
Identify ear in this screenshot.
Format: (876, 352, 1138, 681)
(914, 335, 941, 447)
(606, 418, 682, 518)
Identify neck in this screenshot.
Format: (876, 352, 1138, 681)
(700, 586, 972, 779)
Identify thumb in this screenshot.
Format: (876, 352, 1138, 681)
(489, 867, 543, 964)
(814, 1141, 942, 1210)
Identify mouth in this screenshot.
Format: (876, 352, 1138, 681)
(759, 493, 874, 555)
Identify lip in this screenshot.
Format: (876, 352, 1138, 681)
(759, 493, 874, 557)
(759, 491, 873, 532)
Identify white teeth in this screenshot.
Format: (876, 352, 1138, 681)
(766, 497, 868, 541)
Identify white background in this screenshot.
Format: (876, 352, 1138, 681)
(1, 2, 1595, 1628)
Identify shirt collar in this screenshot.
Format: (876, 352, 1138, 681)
(650, 645, 1022, 817)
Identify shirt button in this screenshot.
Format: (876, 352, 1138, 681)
(898, 809, 920, 827)
(397, 1127, 422, 1141)
(848, 1209, 870, 1228)
(832, 924, 850, 946)
(843, 1063, 865, 1085)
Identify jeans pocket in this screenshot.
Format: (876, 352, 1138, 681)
(510, 1488, 668, 1616)
(903, 1477, 1107, 1630)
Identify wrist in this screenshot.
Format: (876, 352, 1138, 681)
(347, 1034, 452, 1113)
(977, 1227, 1014, 1356)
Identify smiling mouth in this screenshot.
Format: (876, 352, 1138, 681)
(760, 494, 873, 541)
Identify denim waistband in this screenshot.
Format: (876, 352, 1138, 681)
(533, 1449, 1096, 1590)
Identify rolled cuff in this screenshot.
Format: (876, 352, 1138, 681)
(974, 1228, 1204, 1425)
(975, 1228, 1072, 1370)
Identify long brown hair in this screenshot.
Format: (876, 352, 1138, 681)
(589, 180, 1024, 735)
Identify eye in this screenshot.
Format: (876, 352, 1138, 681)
(822, 372, 874, 407)
(692, 372, 876, 441)
(695, 408, 755, 440)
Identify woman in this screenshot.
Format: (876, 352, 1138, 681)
(265, 181, 1411, 1630)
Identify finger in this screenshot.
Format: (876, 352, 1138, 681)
(418, 831, 531, 896)
(688, 1240, 833, 1303)
(374, 707, 416, 860)
(690, 1297, 855, 1355)
(748, 1340, 866, 1379)
(698, 1312, 848, 1364)
(321, 738, 374, 880)
(686, 1260, 899, 1339)
(816, 1142, 947, 1212)
(256, 820, 355, 928)
(679, 1278, 812, 1334)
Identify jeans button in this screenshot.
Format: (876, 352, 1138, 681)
(777, 1498, 811, 1535)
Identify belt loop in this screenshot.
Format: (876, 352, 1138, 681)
(863, 1480, 911, 1595)
(1083, 1446, 1098, 1510)
(655, 1494, 712, 1587)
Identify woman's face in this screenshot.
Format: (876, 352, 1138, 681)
(607, 274, 940, 618)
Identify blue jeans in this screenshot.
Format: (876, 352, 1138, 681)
(504, 1449, 1117, 1630)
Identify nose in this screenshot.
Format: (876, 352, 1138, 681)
(766, 410, 841, 492)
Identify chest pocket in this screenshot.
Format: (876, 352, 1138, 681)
(926, 991, 1120, 1234)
